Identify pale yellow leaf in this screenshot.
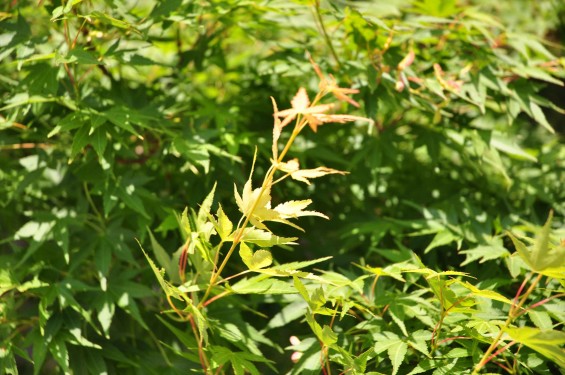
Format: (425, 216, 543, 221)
(276, 158, 300, 173)
(277, 104, 333, 118)
(274, 200, 329, 219)
(271, 97, 282, 159)
(234, 183, 243, 212)
(291, 87, 310, 111)
(312, 114, 372, 124)
(291, 167, 348, 185)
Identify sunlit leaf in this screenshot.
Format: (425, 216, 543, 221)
(239, 242, 273, 270)
(508, 212, 565, 276)
(504, 326, 565, 368)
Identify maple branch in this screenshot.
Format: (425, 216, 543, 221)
(198, 91, 328, 307)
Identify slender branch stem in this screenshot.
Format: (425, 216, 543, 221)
(312, 1, 341, 69)
(83, 182, 104, 226)
(472, 273, 543, 374)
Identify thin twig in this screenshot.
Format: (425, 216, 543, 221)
(312, 0, 341, 69)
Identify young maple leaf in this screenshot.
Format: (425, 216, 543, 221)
(276, 88, 334, 132)
(276, 158, 348, 185)
(234, 180, 279, 230)
(234, 174, 329, 231)
(275, 88, 370, 132)
(273, 200, 328, 220)
(310, 55, 361, 108)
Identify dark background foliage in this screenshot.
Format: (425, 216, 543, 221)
(1, 0, 564, 374)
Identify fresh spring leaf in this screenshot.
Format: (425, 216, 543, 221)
(373, 332, 408, 375)
(239, 242, 273, 270)
(215, 204, 233, 240)
(209, 345, 273, 375)
(508, 212, 565, 276)
(504, 326, 565, 368)
(147, 228, 176, 283)
(237, 227, 297, 247)
(197, 183, 216, 228)
(234, 173, 328, 231)
(138, 240, 183, 300)
(230, 276, 297, 295)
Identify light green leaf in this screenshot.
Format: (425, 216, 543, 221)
(265, 300, 308, 330)
(216, 204, 233, 239)
(288, 166, 348, 186)
(239, 243, 272, 270)
(490, 132, 537, 162)
(209, 346, 269, 375)
(508, 212, 565, 276)
(389, 304, 408, 336)
(273, 200, 328, 220)
(96, 297, 115, 338)
(231, 276, 297, 295)
(321, 325, 338, 346)
(293, 276, 310, 302)
(89, 11, 136, 31)
(504, 326, 565, 368)
(424, 230, 457, 253)
(358, 264, 405, 282)
(388, 340, 408, 375)
(460, 238, 510, 266)
(147, 228, 177, 283)
(238, 227, 297, 247)
(255, 268, 326, 283)
(197, 183, 216, 227)
(138, 240, 183, 300)
(15, 276, 48, 293)
(445, 347, 470, 358)
(529, 101, 554, 133)
(459, 281, 513, 305)
(271, 256, 332, 272)
(185, 299, 208, 344)
(408, 330, 432, 357)
(68, 327, 101, 349)
(374, 332, 401, 354)
(179, 207, 191, 237)
(528, 310, 553, 330)
(0, 344, 18, 375)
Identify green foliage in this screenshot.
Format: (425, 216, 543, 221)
(1, 0, 564, 374)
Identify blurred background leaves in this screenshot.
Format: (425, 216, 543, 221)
(1, 0, 563, 373)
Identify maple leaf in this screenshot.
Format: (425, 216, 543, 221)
(235, 173, 329, 231)
(275, 158, 348, 185)
(310, 55, 361, 108)
(234, 180, 279, 230)
(291, 166, 348, 185)
(276, 158, 300, 174)
(273, 200, 328, 220)
(276, 88, 334, 132)
(275, 89, 367, 132)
